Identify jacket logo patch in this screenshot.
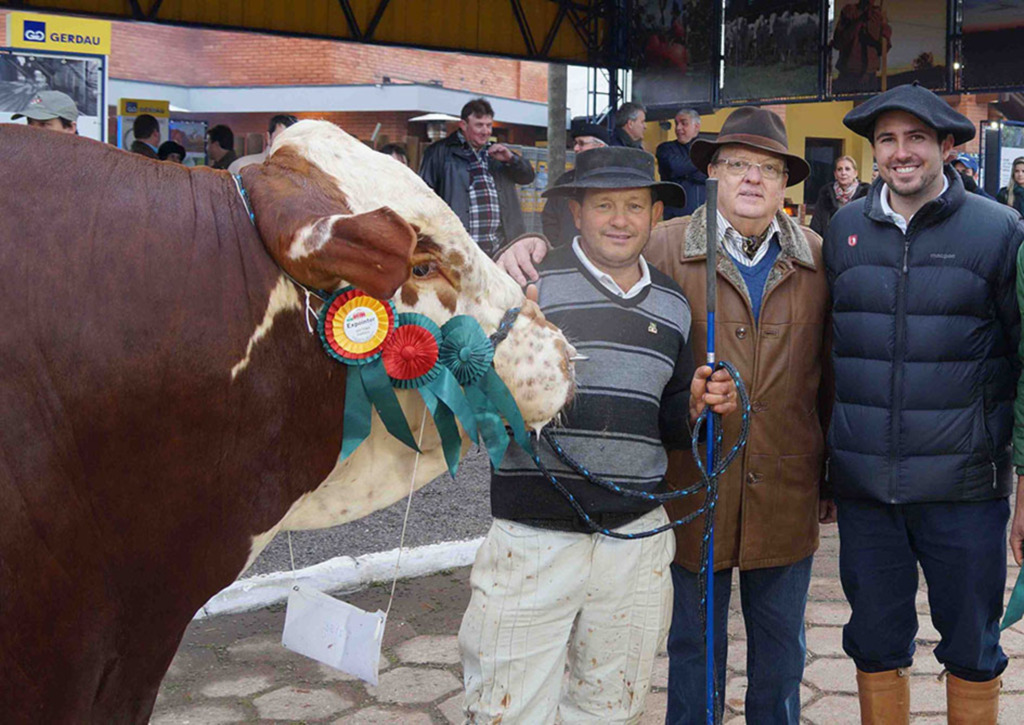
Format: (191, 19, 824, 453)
(848, 234, 858, 247)
(648, 322, 658, 334)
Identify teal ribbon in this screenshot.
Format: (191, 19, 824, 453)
(339, 358, 420, 461)
(388, 313, 478, 476)
(1002, 567, 1024, 630)
(439, 315, 532, 468)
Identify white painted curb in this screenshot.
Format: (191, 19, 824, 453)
(195, 537, 484, 619)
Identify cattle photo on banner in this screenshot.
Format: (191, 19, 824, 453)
(631, 0, 716, 110)
(830, 0, 947, 96)
(962, 0, 1024, 91)
(721, 0, 822, 104)
(0, 49, 105, 141)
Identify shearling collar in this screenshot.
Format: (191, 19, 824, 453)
(682, 204, 816, 268)
(681, 204, 816, 309)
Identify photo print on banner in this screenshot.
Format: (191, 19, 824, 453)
(962, 0, 1024, 91)
(722, 0, 822, 103)
(631, 0, 716, 110)
(830, 0, 947, 96)
(0, 49, 105, 140)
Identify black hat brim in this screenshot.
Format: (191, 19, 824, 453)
(843, 84, 976, 146)
(542, 178, 686, 209)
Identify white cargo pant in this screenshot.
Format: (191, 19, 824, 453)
(459, 506, 675, 724)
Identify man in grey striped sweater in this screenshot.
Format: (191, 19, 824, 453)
(459, 146, 737, 723)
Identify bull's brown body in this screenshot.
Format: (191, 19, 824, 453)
(0, 127, 382, 722)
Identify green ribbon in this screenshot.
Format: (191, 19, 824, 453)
(1001, 567, 1024, 630)
(439, 315, 532, 468)
(340, 358, 420, 461)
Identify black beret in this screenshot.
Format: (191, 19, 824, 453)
(843, 82, 975, 146)
(570, 120, 611, 146)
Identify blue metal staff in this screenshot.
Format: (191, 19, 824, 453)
(704, 178, 718, 725)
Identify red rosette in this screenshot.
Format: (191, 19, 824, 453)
(381, 323, 440, 385)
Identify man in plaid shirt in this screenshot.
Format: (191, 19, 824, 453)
(419, 98, 536, 256)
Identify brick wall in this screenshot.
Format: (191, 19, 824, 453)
(0, 10, 547, 101)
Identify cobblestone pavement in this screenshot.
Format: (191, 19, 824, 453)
(153, 525, 1024, 723)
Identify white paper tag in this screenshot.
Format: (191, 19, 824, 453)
(281, 585, 386, 686)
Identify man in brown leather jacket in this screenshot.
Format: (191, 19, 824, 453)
(495, 107, 832, 724)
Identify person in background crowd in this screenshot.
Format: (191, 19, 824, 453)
(952, 154, 995, 200)
(495, 107, 832, 725)
(830, 83, 1022, 725)
(130, 114, 160, 159)
(810, 155, 870, 236)
(12, 90, 78, 134)
(158, 141, 187, 163)
(611, 101, 647, 149)
(656, 107, 707, 219)
(540, 121, 609, 246)
(228, 114, 299, 174)
(997, 156, 1024, 216)
(459, 145, 739, 724)
(207, 124, 238, 170)
(871, 162, 880, 182)
(378, 143, 409, 166)
(418, 97, 535, 256)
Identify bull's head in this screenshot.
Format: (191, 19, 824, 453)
(244, 121, 576, 535)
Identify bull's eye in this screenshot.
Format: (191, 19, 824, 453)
(412, 262, 436, 278)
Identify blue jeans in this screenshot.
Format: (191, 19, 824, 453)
(837, 497, 1009, 682)
(666, 557, 813, 725)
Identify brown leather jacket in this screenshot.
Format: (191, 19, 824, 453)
(645, 206, 831, 572)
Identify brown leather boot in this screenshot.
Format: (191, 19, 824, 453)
(946, 673, 1000, 724)
(856, 668, 910, 725)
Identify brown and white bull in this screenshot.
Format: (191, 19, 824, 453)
(0, 120, 574, 724)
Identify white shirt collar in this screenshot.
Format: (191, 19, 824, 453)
(879, 175, 949, 234)
(571, 237, 651, 299)
(718, 211, 780, 268)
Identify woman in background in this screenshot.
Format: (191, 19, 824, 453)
(810, 155, 870, 236)
(997, 157, 1024, 216)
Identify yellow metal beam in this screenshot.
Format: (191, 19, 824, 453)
(2, 0, 604, 64)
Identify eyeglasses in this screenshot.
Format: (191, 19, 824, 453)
(713, 157, 787, 181)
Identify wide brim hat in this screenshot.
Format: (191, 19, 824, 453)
(690, 106, 809, 187)
(843, 82, 975, 146)
(542, 146, 686, 208)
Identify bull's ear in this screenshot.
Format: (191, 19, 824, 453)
(320, 207, 416, 299)
(243, 153, 415, 299)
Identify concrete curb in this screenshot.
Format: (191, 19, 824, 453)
(196, 537, 484, 619)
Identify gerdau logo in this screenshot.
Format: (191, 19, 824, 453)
(23, 21, 46, 43)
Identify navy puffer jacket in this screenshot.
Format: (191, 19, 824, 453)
(825, 169, 1024, 503)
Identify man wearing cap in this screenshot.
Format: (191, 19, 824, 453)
(540, 122, 610, 246)
(656, 108, 707, 219)
(13, 90, 78, 134)
(459, 145, 739, 723)
(952, 153, 995, 200)
(829, 83, 1023, 723)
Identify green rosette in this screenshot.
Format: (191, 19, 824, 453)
(1002, 568, 1024, 630)
(384, 313, 478, 476)
(438, 316, 532, 468)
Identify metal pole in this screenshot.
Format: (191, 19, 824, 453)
(547, 64, 568, 186)
(704, 178, 718, 725)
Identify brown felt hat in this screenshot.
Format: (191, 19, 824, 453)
(690, 107, 810, 187)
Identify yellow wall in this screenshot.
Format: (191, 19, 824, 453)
(646, 101, 875, 203)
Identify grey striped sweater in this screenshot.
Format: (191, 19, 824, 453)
(492, 244, 695, 531)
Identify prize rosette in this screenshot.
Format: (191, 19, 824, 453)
(317, 287, 418, 460)
(438, 316, 531, 468)
(380, 313, 479, 476)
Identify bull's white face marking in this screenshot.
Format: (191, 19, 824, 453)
(240, 121, 578, 553)
(230, 276, 302, 380)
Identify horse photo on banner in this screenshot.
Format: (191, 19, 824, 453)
(721, 0, 822, 104)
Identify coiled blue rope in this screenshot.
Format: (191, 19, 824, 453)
(529, 359, 750, 725)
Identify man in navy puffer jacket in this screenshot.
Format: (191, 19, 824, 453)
(826, 83, 1024, 724)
